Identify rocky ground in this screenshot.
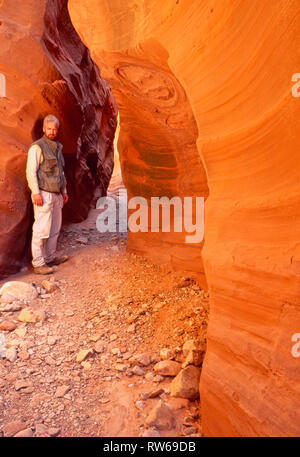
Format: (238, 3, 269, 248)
(0, 179, 209, 438)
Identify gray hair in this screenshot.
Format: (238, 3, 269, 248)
(43, 114, 60, 128)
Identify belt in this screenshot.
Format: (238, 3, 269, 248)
(39, 188, 61, 195)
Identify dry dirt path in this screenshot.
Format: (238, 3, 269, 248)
(0, 177, 209, 437)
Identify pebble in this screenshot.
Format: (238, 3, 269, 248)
(55, 385, 70, 398)
(15, 380, 33, 391)
(76, 349, 93, 363)
(15, 327, 27, 338)
(65, 310, 74, 317)
(18, 350, 30, 361)
(183, 426, 199, 436)
(127, 324, 136, 334)
(89, 334, 101, 342)
(47, 336, 57, 346)
(135, 400, 146, 411)
(41, 280, 57, 293)
(115, 363, 127, 372)
(77, 236, 89, 244)
(153, 375, 164, 383)
(0, 303, 22, 312)
(6, 347, 18, 362)
(149, 388, 164, 399)
(132, 365, 145, 376)
(14, 428, 34, 437)
(0, 320, 17, 331)
(145, 372, 155, 381)
(94, 342, 105, 353)
(48, 427, 61, 437)
(174, 328, 184, 336)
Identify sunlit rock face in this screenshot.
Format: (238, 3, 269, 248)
(0, 0, 117, 279)
(68, 4, 209, 287)
(69, 0, 300, 436)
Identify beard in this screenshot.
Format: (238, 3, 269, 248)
(46, 133, 56, 140)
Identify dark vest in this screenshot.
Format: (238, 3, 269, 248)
(32, 136, 66, 193)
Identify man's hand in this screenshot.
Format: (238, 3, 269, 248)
(62, 193, 69, 205)
(32, 193, 43, 206)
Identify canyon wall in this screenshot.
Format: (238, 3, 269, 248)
(0, 0, 117, 278)
(69, 0, 300, 436)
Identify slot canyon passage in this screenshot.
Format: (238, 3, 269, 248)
(0, 0, 300, 438)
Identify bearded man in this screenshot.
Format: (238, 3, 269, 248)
(26, 114, 69, 274)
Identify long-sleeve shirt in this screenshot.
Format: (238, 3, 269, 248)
(26, 144, 67, 195)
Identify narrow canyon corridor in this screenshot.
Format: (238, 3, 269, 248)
(1, 0, 300, 439)
(0, 175, 208, 437)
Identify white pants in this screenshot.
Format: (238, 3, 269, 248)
(31, 190, 64, 267)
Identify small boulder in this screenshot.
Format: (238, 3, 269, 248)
(48, 427, 60, 437)
(159, 348, 176, 360)
(153, 360, 181, 377)
(131, 353, 151, 367)
(14, 428, 34, 437)
(145, 401, 175, 431)
(18, 308, 45, 323)
(0, 282, 38, 301)
(0, 320, 17, 331)
(170, 366, 201, 400)
(35, 423, 49, 436)
(182, 339, 205, 367)
(3, 421, 28, 437)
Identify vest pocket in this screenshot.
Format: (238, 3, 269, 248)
(43, 158, 58, 173)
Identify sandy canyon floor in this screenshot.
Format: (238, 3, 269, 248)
(0, 178, 208, 437)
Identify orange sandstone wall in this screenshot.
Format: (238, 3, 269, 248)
(69, 0, 300, 436)
(0, 0, 117, 278)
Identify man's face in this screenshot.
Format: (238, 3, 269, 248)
(43, 121, 59, 140)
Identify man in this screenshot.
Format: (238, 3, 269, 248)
(26, 114, 69, 275)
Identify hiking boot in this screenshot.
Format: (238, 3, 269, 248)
(34, 265, 54, 275)
(47, 254, 69, 267)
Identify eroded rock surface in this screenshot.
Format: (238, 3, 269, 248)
(0, 0, 117, 279)
(68, 0, 300, 437)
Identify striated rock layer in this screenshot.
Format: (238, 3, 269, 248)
(69, 0, 300, 436)
(0, 0, 117, 278)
